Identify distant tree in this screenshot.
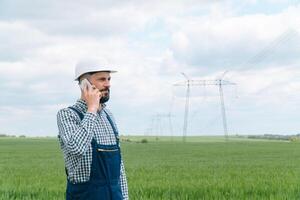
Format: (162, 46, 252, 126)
(289, 136, 300, 142)
(141, 138, 148, 143)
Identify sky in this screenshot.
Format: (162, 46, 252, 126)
(0, 0, 300, 137)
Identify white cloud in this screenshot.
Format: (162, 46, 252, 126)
(166, 4, 300, 73)
(0, 1, 300, 136)
(0, 21, 50, 61)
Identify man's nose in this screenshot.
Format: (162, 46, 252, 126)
(104, 80, 110, 87)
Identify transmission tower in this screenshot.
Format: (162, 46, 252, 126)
(181, 73, 190, 142)
(174, 74, 236, 141)
(147, 113, 174, 137)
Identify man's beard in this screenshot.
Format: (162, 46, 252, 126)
(100, 89, 110, 104)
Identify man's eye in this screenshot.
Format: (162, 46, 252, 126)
(97, 78, 110, 81)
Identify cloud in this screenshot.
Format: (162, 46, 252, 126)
(0, 21, 51, 61)
(0, 1, 300, 136)
(164, 3, 300, 75)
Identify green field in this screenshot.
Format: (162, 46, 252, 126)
(1, 136, 300, 200)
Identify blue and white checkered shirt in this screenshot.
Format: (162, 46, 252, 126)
(57, 99, 129, 199)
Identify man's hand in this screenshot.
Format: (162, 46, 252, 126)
(82, 84, 102, 114)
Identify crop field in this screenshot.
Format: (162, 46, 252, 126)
(1, 136, 300, 199)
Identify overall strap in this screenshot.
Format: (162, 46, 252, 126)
(68, 106, 84, 120)
(103, 109, 120, 146)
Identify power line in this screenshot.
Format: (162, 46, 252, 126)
(222, 28, 299, 80)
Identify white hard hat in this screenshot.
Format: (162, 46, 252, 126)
(74, 58, 117, 80)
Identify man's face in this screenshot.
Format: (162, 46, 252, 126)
(89, 71, 111, 103)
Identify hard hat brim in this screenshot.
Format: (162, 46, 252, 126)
(74, 70, 117, 81)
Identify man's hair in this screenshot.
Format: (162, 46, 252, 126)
(78, 72, 95, 83)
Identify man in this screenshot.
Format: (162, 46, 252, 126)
(57, 59, 129, 200)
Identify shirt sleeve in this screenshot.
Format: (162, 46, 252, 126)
(120, 159, 129, 200)
(57, 108, 97, 156)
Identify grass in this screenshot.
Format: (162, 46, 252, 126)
(0, 136, 300, 199)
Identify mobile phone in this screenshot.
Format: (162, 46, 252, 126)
(79, 79, 92, 90)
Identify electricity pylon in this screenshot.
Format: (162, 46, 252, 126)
(181, 73, 190, 142)
(148, 113, 174, 137)
(174, 74, 236, 141)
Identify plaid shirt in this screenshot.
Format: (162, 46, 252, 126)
(57, 99, 129, 199)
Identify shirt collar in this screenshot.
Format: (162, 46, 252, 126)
(75, 99, 106, 113)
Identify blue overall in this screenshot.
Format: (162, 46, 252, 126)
(66, 107, 123, 200)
